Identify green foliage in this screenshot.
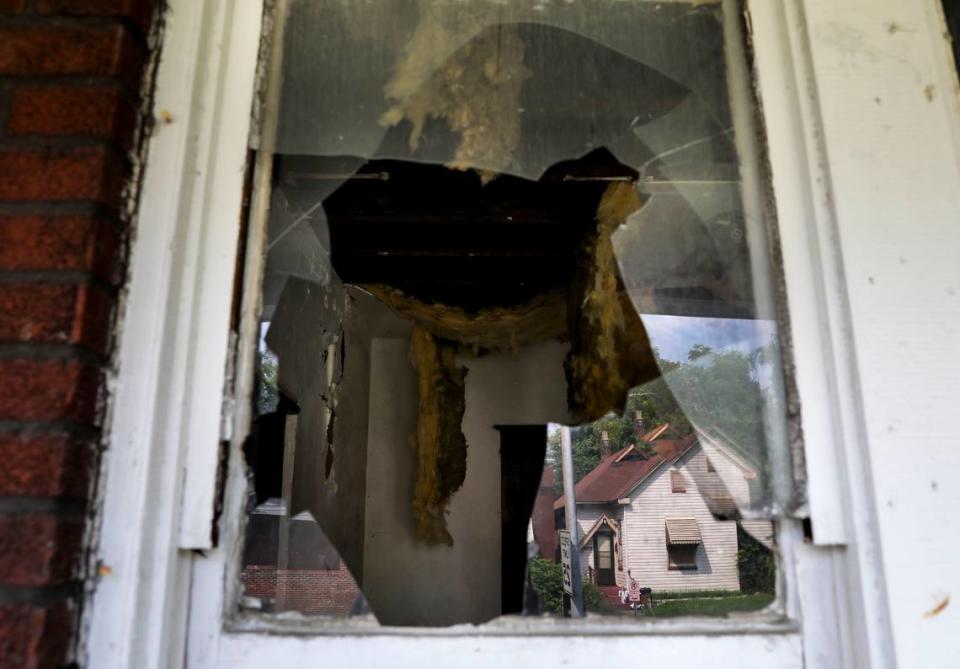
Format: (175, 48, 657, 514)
(527, 558, 617, 615)
(653, 593, 774, 618)
(255, 348, 279, 416)
(687, 343, 713, 360)
(582, 583, 617, 614)
(549, 341, 780, 503)
(528, 557, 563, 615)
(653, 589, 746, 600)
(665, 348, 771, 468)
(737, 526, 776, 594)
(549, 349, 690, 493)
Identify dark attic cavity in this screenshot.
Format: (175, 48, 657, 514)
(322, 152, 615, 310)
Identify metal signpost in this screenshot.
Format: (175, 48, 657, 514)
(559, 426, 584, 617)
(559, 530, 573, 596)
(628, 576, 640, 616)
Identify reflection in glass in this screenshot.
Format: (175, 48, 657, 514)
(238, 0, 787, 625)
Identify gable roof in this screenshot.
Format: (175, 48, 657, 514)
(693, 423, 761, 475)
(555, 429, 697, 509)
(639, 423, 673, 444)
(578, 513, 620, 550)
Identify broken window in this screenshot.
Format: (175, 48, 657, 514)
(239, 0, 792, 627)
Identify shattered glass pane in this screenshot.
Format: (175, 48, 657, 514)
(239, 0, 789, 625)
(277, 0, 733, 182)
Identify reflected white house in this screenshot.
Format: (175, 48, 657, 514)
(555, 424, 774, 604)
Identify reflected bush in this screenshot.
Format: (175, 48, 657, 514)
(528, 557, 563, 615)
(528, 558, 619, 615)
(737, 526, 775, 593)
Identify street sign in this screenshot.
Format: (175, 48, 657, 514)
(559, 530, 573, 595)
(628, 578, 641, 603)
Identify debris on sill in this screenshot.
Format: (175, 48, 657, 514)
(409, 325, 469, 545)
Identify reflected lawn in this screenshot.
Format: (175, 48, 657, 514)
(652, 592, 774, 618)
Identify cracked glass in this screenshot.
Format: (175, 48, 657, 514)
(239, 0, 791, 626)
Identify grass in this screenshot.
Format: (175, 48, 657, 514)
(651, 589, 748, 601)
(650, 592, 775, 618)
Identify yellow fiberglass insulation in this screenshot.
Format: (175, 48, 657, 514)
(364, 286, 567, 354)
(381, 3, 531, 179)
(409, 325, 468, 546)
(566, 181, 662, 423)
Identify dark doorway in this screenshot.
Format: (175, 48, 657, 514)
(593, 530, 616, 586)
(498, 425, 548, 615)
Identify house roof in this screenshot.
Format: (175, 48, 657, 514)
(578, 513, 619, 550)
(555, 428, 697, 509)
(639, 423, 672, 444)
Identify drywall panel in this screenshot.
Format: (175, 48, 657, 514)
(363, 339, 569, 625)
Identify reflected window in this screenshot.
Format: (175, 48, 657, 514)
(239, 0, 791, 626)
(671, 470, 687, 494)
(667, 545, 699, 571)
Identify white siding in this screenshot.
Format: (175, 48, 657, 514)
(574, 506, 607, 581)
(614, 507, 627, 587)
(575, 506, 631, 588)
(694, 437, 776, 551)
(698, 434, 758, 511)
(620, 448, 740, 592)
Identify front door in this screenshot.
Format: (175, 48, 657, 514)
(594, 530, 615, 586)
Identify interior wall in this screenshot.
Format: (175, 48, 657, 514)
(271, 284, 393, 585)
(363, 339, 570, 626)
(313, 292, 372, 582)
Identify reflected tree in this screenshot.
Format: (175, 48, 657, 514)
(550, 342, 776, 491)
(666, 343, 773, 465)
(255, 348, 279, 416)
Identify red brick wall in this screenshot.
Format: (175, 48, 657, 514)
(0, 1, 158, 666)
(241, 565, 362, 617)
(531, 466, 558, 560)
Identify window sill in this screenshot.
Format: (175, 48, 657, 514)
(224, 609, 797, 638)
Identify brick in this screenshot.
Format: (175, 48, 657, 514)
(0, 5, 153, 667)
(0, 514, 83, 587)
(0, 0, 27, 14)
(0, 147, 127, 210)
(8, 84, 138, 149)
(0, 216, 122, 285)
(0, 24, 146, 92)
(0, 359, 100, 423)
(0, 432, 92, 498)
(241, 565, 361, 616)
(37, 0, 155, 37)
(0, 283, 114, 355)
(0, 602, 71, 669)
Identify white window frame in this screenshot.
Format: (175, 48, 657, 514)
(83, 0, 960, 667)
